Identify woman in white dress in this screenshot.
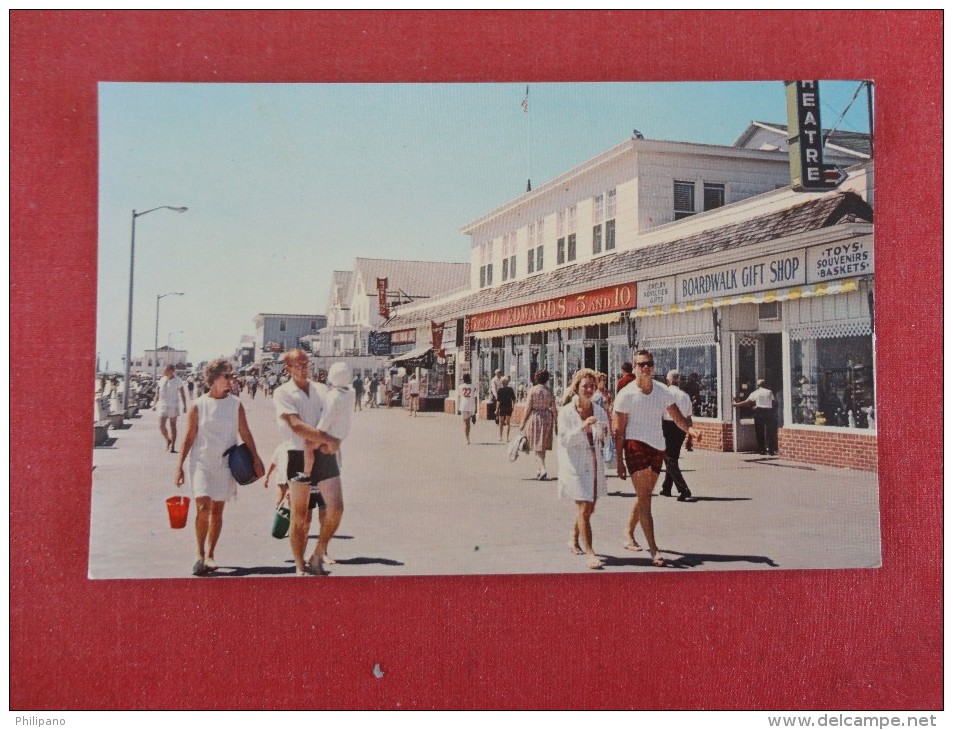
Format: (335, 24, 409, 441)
(557, 368, 610, 569)
(175, 358, 264, 576)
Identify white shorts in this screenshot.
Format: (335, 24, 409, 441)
(461, 411, 473, 420)
(156, 403, 181, 418)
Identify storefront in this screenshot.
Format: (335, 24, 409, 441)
(467, 282, 637, 403)
(632, 233, 876, 469)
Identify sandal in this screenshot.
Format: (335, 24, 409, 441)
(586, 556, 604, 570)
(651, 552, 666, 567)
(623, 539, 643, 552)
(567, 541, 584, 555)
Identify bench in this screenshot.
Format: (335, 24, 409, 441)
(94, 420, 111, 446)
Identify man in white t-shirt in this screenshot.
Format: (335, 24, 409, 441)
(613, 351, 701, 567)
(732, 379, 778, 455)
(273, 349, 341, 576)
(457, 373, 477, 444)
(153, 365, 188, 453)
(660, 370, 695, 502)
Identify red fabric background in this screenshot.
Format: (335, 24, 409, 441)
(10, 11, 942, 710)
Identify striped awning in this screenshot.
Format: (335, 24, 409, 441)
(473, 311, 623, 339)
(632, 278, 860, 318)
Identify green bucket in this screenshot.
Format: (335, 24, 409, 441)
(271, 504, 291, 539)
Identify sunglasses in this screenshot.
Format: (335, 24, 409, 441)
(635, 361, 655, 369)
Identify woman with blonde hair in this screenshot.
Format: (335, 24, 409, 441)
(557, 368, 611, 569)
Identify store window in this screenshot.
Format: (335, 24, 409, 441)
(647, 344, 719, 418)
(790, 335, 875, 429)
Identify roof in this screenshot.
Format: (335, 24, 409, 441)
(383, 192, 873, 329)
(734, 121, 871, 158)
(353, 258, 470, 301)
(331, 271, 353, 307)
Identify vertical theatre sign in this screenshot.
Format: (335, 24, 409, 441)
(785, 80, 848, 192)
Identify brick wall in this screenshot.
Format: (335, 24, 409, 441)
(692, 420, 734, 452)
(778, 428, 878, 472)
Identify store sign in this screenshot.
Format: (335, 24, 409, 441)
(368, 331, 392, 356)
(377, 277, 389, 319)
(637, 277, 676, 308)
(785, 80, 848, 192)
(430, 321, 445, 358)
(806, 239, 874, 284)
(391, 329, 416, 345)
(468, 282, 636, 332)
(676, 252, 807, 303)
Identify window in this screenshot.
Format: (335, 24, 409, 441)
(567, 206, 577, 262)
(536, 245, 543, 271)
(557, 237, 565, 265)
(485, 263, 493, 286)
(674, 181, 695, 220)
(310, 320, 317, 331)
(594, 189, 616, 253)
(479, 241, 494, 289)
(527, 248, 535, 274)
(279, 319, 286, 332)
(704, 183, 725, 211)
(790, 335, 875, 429)
(650, 344, 719, 417)
(501, 232, 517, 282)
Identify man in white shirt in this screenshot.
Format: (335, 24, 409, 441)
(273, 349, 341, 576)
(732, 378, 778, 455)
(153, 365, 188, 453)
(660, 370, 695, 502)
(613, 351, 701, 567)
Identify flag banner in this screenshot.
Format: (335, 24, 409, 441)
(377, 277, 389, 318)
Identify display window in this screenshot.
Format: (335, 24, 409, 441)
(790, 334, 875, 429)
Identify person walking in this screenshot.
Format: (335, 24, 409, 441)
(659, 369, 695, 501)
(174, 358, 264, 576)
(368, 375, 379, 408)
(495, 376, 516, 443)
(732, 378, 778, 455)
(352, 372, 364, 412)
(153, 365, 188, 453)
(457, 373, 477, 444)
(613, 351, 701, 567)
(407, 372, 420, 416)
(273, 349, 342, 576)
(519, 369, 558, 480)
(557, 369, 610, 570)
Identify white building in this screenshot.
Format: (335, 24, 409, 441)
(382, 126, 875, 470)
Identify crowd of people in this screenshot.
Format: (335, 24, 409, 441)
(153, 347, 788, 576)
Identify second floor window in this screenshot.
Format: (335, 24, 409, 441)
(279, 319, 286, 332)
(704, 182, 725, 211)
(674, 180, 695, 220)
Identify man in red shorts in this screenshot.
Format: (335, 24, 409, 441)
(613, 350, 701, 567)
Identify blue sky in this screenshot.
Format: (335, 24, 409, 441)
(97, 80, 871, 370)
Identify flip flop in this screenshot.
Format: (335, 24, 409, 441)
(651, 553, 666, 567)
(623, 539, 643, 552)
(567, 541, 584, 555)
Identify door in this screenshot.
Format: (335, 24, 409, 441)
(732, 333, 759, 452)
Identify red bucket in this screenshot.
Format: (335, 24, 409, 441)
(166, 495, 190, 529)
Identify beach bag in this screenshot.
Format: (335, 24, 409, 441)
(223, 443, 258, 485)
(602, 435, 616, 464)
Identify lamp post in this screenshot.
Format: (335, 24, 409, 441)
(154, 293, 184, 381)
(123, 206, 188, 410)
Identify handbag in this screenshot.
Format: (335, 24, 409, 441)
(602, 434, 616, 464)
(508, 433, 528, 462)
(223, 443, 258, 485)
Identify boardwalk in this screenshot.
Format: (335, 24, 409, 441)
(90, 392, 881, 579)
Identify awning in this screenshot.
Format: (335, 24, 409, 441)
(473, 311, 624, 339)
(632, 278, 860, 318)
(387, 343, 435, 369)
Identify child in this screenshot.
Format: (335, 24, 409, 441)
(293, 362, 353, 484)
(263, 441, 292, 507)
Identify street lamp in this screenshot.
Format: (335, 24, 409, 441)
(122, 206, 188, 410)
(154, 292, 185, 381)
